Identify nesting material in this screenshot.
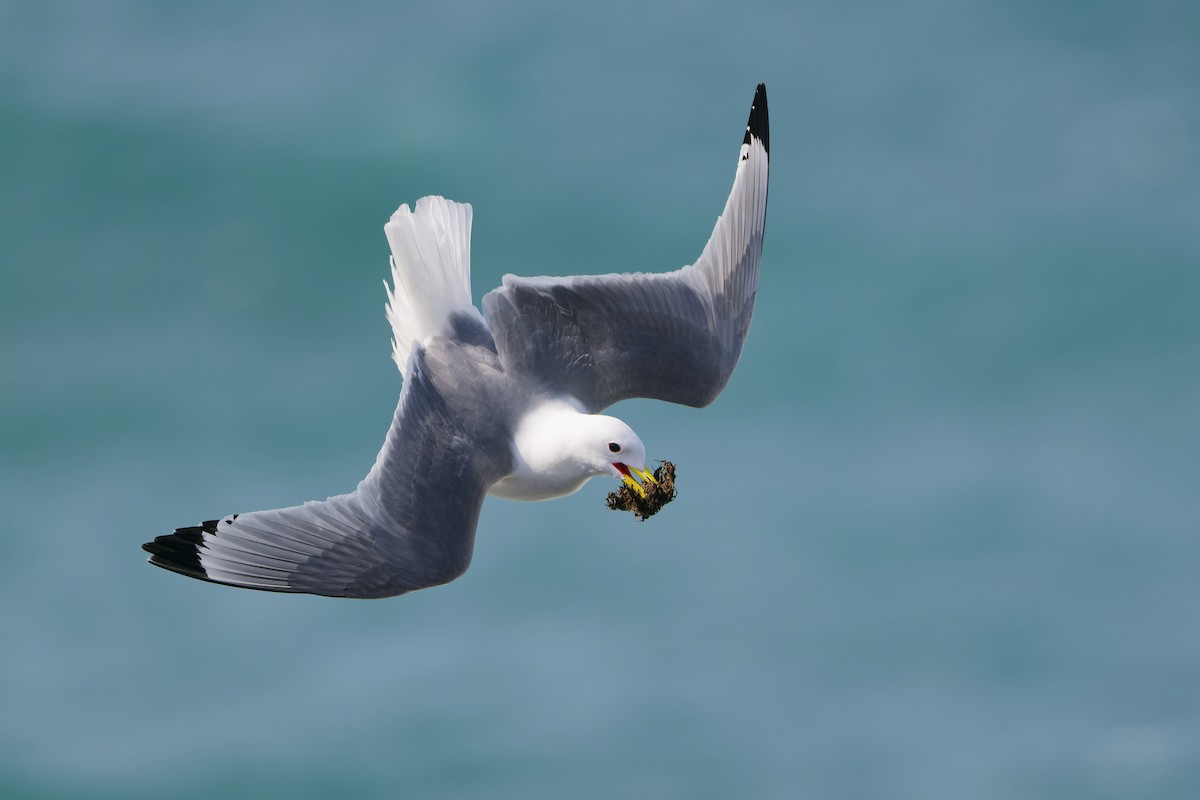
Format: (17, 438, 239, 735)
(605, 461, 678, 521)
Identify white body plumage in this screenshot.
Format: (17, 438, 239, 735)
(489, 400, 648, 501)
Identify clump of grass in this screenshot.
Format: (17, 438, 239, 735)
(605, 461, 677, 521)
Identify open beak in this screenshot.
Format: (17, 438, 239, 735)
(613, 463, 657, 498)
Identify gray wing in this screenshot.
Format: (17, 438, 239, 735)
(482, 83, 769, 413)
(143, 344, 512, 599)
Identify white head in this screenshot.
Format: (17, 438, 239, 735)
(581, 415, 652, 489)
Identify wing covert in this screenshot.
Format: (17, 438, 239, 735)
(482, 84, 769, 412)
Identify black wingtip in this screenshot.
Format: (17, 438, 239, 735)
(143, 526, 209, 580)
(143, 518, 305, 594)
(742, 83, 769, 157)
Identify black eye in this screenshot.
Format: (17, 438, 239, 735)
(608, 442, 621, 453)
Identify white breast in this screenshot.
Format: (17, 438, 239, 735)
(488, 469, 590, 501)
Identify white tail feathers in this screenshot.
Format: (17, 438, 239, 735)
(384, 196, 481, 371)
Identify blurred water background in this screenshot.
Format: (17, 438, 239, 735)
(2, 1, 1198, 798)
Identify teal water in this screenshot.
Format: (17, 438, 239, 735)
(2, 1, 1198, 797)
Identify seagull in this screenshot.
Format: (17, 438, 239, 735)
(143, 83, 770, 598)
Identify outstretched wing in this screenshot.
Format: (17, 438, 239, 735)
(143, 346, 511, 599)
(482, 83, 769, 413)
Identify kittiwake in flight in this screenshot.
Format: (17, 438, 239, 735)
(143, 83, 770, 598)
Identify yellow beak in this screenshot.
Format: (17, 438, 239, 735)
(619, 465, 657, 498)
(633, 466, 657, 485)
